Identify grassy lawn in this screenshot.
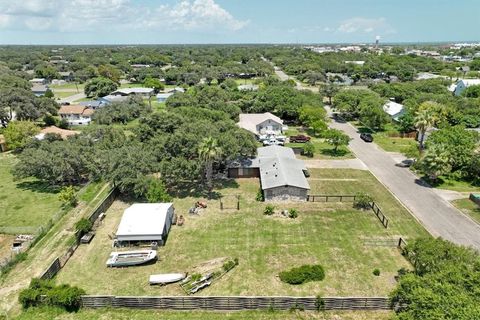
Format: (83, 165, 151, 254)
(49, 83, 85, 90)
(16, 307, 393, 320)
(56, 169, 426, 297)
(151, 101, 166, 113)
(0, 153, 63, 232)
(119, 82, 146, 89)
(285, 127, 353, 160)
(53, 92, 78, 99)
(429, 177, 480, 193)
(452, 198, 480, 225)
(372, 134, 417, 154)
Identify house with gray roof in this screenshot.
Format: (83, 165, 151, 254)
(228, 146, 310, 201)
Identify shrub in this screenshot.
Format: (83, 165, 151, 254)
(373, 268, 381, 276)
(222, 257, 239, 272)
(256, 188, 264, 202)
(279, 265, 325, 285)
(43, 114, 57, 126)
(353, 192, 373, 210)
(19, 279, 84, 312)
(58, 186, 77, 207)
(303, 141, 315, 157)
(288, 208, 298, 219)
(74, 218, 92, 234)
(264, 204, 275, 215)
(315, 295, 325, 311)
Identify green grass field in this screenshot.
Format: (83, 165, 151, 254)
(56, 169, 426, 297)
(16, 307, 393, 320)
(0, 153, 63, 232)
(452, 198, 480, 224)
(49, 83, 85, 90)
(285, 127, 353, 160)
(372, 134, 417, 154)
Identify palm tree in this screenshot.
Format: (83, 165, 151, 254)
(414, 108, 435, 149)
(198, 137, 222, 190)
(420, 146, 451, 183)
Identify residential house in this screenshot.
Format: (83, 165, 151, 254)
(452, 79, 480, 96)
(111, 87, 154, 98)
(58, 105, 94, 126)
(228, 146, 310, 201)
(34, 126, 80, 140)
(58, 71, 74, 82)
(78, 100, 106, 110)
(31, 84, 49, 96)
(98, 95, 129, 104)
(383, 100, 405, 121)
(156, 87, 186, 102)
(237, 112, 284, 136)
(116, 203, 174, 245)
(238, 84, 259, 91)
(29, 78, 47, 85)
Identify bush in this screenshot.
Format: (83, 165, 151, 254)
(58, 119, 69, 129)
(373, 268, 381, 276)
(43, 114, 57, 126)
(222, 257, 239, 272)
(315, 295, 325, 311)
(256, 188, 264, 202)
(58, 186, 77, 207)
(279, 265, 325, 285)
(264, 204, 275, 215)
(288, 208, 298, 219)
(74, 218, 92, 234)
(19, 279, 85, 312)
(353, 192, 373, 210)
(303, 142, 315, 157)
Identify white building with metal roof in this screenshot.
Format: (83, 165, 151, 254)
(237, 112, 284, 135)
(228, 146, 310, 201)
(116, 203, 174, 245)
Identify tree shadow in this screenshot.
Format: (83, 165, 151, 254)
(171, 179, 239, 200)
(414, 177, 434, 188)
(320, 148, 348, 157)
(16, 180, 61, 194)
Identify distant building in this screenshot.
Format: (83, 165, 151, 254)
(34, 126, 80, 140)
(452, 79, 480, 96)
(228, 146, 310, 201)
(31, 84, 49, 96)
(99, 95, 129, 104)
(58, 105, 94, 126)
(237, 112, 283, 135)
(238, 84, 259, 91)
(383, 100, 405, 121)
(78, 100, 106, 110)
(344, 61, 365, 65)
(29, 78, 47, 85)
(111, 87, 154, 97)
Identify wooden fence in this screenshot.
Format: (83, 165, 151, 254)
(397, 237, 408, 251)
(307, 194, 357, 203)
(39, 187, 117, 280)
(80, 295, 393, 311)
(370, 202, 389, 228)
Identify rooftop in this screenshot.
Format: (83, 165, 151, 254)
(116, 203, 173, 239)
(35, 126, 80, 140)
(237, 112, 283, 134)
(58, 105, 94, 116)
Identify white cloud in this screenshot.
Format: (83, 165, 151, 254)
(0, 0, 248, 32)
(337, 17, 395, 34)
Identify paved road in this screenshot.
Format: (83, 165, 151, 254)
(325, 106, 480, 250)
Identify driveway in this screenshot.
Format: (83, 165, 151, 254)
(325, 106, 480, 250)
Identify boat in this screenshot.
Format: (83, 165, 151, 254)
(149, 273, 186, 285)
(106, 250, 157, 267)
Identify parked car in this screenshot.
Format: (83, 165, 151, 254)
(360, 133, 373, 142)
(289, 135, 311, 143)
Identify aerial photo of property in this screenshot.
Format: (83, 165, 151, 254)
(1, 1, 480, 319)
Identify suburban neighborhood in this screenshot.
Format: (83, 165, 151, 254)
(0, 1, 480, 320)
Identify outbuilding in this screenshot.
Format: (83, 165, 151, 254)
(116, 203, 174, 245)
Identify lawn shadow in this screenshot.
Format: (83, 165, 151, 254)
(16, 180, 60, 194)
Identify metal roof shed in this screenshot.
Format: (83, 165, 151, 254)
(116, 203, 174, 244)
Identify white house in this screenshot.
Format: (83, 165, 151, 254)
(116, 203, 174, 245)
(111, 87, 154, 97)
(383, 100, 405, 121)
(29, 78, 47, 85)
(228, 146, 310, 202)
(237, 112, 284, 135)
(58, 105, 94, 126)
(452, 79, 480, 96)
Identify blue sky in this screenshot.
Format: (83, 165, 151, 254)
(0, 0, 478, 44)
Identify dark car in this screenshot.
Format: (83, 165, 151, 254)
(360, 133, 373, 142)
(289, 135, 311, 143)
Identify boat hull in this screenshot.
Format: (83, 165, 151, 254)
(149, 273, 186, 285)
(107, 250, 157, 267)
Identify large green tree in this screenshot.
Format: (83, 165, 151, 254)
(3, 121, 40, 150)
(84, 77, 118, 98)
(324, 129, 350, 155)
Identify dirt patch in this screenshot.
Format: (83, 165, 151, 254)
(192, 257, 229, 274)
(0, 234, 15, 262)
